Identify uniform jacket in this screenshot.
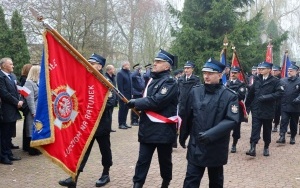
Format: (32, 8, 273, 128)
(180, 84, 239, 167)
(178, 74, 200, 117)
(95, 73, 117, 137)
(0, 70, 22, 123)
(226, 79, 247, 122)
(280, 76, 300, 112)
(245, 74, 284, 119)
(134, 71, 178, 144)
(117, 68, 132, 100)
(131, 69, 145, 96)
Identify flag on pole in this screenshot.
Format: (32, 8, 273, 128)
(220, 49, 227, 85)
(231, 52, 244, 82)
(30, 30, 109, 179)
(281, 51, 291, 78)
(265, 42, 273, 63)
(231, 48, 248, 84)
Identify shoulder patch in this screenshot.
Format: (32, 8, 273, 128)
(160, 87, 168, 95)
(231, 104, 239, 114)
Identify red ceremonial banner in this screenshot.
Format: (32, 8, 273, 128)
(33, 30, 109, 178)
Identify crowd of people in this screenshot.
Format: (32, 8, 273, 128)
(1, 49, 300, 188)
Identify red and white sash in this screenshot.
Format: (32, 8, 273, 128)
(143, 78, 181, 127)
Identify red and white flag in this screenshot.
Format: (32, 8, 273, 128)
(17, 85, 31, 97)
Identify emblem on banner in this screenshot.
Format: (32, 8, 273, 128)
(52, 85, 79, 129)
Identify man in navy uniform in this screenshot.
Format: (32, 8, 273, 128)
(245, 61, 284, 157)
(225, 66, 247, 153)
(58, 53, 115, 188)
(127, 49, 178, 188)
(179, 58, 239, 188)
(248, 65, 258, 86)
(271, 65, 282, 132)
(117, 61, 132, 129)
(276, 64, 300, 144)
(177, 61, 200, 148)
(131, 64, 145, 126)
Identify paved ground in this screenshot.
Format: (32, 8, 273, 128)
(1, 110, 300, 188)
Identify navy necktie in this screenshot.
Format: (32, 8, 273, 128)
(8, 74, 15, 84)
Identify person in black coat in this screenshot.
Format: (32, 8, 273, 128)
(276, 64, 300, 144)
(225, 66, 247, 153)
(127, 49, 178, 188)
(59, 53, 115, 188)
(177, 61, 200, 148)
(131, 64, 145, 126)
(179, 58, 239, 188)
(19, 63, 33, 152)
(105, 64, 118, 132)
(245, 61, 284, 157)
(0, 57, 23, 165)
(271, 65, 282, 132)
(117, 61, 132, 129)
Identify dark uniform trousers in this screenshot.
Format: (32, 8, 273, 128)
(118, 101, 130, 125)
(274, 101, 281, 126)
(232, 122, 241, 140)
(183, 162, 223, 188)
(250, 117, 272, 145)
(280, 111, 300, 138)
(78, 106, 114, 172)
(78, 134, 112, 172)
(0, 121, 15, 159)
(133, 143, 173, 184)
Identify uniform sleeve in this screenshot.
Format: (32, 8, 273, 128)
(237, 83, 247, 101)
(260, 79, 284, 101)
(204, 93, 239, 142)
(134, 79, 178, 111)
(179, 89, 194, 143)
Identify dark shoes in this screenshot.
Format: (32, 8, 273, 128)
(276, 134, 286, 144)
(133, 182, 143, 188)
(126, 124, 132, 128)
(132, 122, 139, 126)
(9, 156, 21, 161)
(58, 177, 76, 188)
(272, 126, 278, 132)
(29, 147, 42, 156)
(11, 144, 19, 149)
(0, 158, 13, 165)
(263, 147, 269, 156)
(95, 175, 110, 187)
(231, 145, 236, 153)
(119, 124, 127, 129)
(246, 143, 256, 156)
(110, 129, 116, 132)
(290, 137, 296, 145)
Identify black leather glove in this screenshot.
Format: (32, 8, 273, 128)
(197, 132, 210, 145)
(126, 99, 136, 108)
(293, 98, 300, 104)
(258, 95, 267, 102)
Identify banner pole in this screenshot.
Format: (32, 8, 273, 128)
(29, 7, 139, 115)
